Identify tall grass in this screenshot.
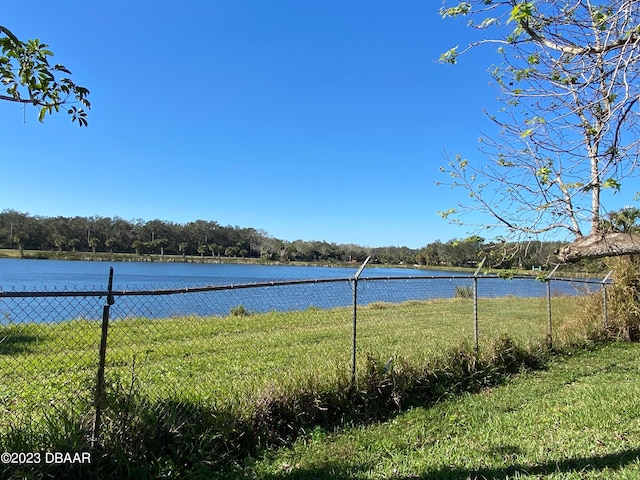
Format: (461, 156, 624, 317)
(604, 257, 640, 340)
(250, 341, 640, 480)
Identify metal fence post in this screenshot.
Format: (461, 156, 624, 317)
(472, 258, 486, 358)
(601, 270, 613, 331)
(546, 264, 560, 349)
(92, 267, 115, 447)
(351, 256, 370, 386)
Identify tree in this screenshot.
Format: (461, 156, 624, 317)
(88, 237, 100, 254)
(13, 231, 27, 258)
(67, 238, 79, 253)
(438, 1, 640, 262)
(52, 234, 66, 252)
(150, 238, 168, 256)
(0, 25, 90, 125)
(105, 237, 117, 254)
(418, 242, 441, 266)
(132, 240, 144, 256)
(606, 206, 640, 233)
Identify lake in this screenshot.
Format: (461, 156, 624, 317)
(0, 258, 599, 323)
(0, 258, 443, 290)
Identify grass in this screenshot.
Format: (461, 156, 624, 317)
(0, 296, 573, 411)
(247, 341, 640, 479)
(0, 293, 600, 478)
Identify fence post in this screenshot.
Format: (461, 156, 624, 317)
(472, 258, 486, 359)
(92, 267, 115, 447)
(601, 270, 613, 331)
(351, 256, 370, 386)
(545, 264, 560, 349)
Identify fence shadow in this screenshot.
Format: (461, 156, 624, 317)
(258, 447, 640, 480)
(0, 331, 40, 355)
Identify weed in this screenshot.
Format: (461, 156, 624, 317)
(230, 304, 251, 317)
(562, 257, 640, 343)
(367, 302, 392, 310)
(454, 285, 473, 298)
(558, 289, 608, 346)
(604, 257, 640, 340)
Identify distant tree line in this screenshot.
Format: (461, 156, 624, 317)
(0, 210, 599, 270)
(414, 236, 572, 270)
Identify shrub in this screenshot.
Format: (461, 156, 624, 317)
(604, 257, 640, 340)
(486, 334, 549, 374)
(454, 285, 473, 299)
(561, 256, 640, 344)
(230, 304, 250, 317)
(558, 288, 607, 346)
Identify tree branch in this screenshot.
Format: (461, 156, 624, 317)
(0, 94, 35, 104)
(519, 19, 640, 57)
(0, 25, 20, 46)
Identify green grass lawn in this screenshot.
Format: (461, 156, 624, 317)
(0, 295, 577, 416)
(0, 293, 601, 479)
(247, 341, 640, 479)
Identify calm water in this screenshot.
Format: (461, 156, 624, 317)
(0, 259, 597, 323)
(0, 258, 441, 290)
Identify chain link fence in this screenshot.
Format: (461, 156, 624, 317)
(0, 265, 610, 455)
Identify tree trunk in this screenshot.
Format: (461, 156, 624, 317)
(558, 232, 640, 263)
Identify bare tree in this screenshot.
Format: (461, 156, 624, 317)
(437, 1, 640, 262)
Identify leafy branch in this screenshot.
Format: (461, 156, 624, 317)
(0, 25, 90, 126)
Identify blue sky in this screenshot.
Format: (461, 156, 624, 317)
(2, 2, 634, 249)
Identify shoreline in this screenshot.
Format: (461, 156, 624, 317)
(0, 248, 602, 278)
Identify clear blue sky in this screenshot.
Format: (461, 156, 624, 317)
(3, 2, 634, 249)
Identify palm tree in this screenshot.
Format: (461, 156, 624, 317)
(132, 240, 144, 255)
(152, 238, 168, 256)
(68, 238, 79, 253)
(105, 237, 117, 254)
(608, 207, 640, 234)
(52, 234, 66, 252)
(88, 237, 100, 254)
(13, 232, 28, 258)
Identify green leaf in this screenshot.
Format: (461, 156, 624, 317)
(520, 129, 533, 138)
(477, 17, 498, 29)
(602, 178, 621, 193)
(536, 166, 552, 185)
(439, 46, 459, 64)
(438, 208, 458, 219)
(508, 2, 535, 23)
(53, 64, 71, 74)
(440, 3, 471, 18)
(498, 270, 515, 280)
(497, 156, 514, 167)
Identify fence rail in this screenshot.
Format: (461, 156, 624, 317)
(0, 264, 611, 448)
